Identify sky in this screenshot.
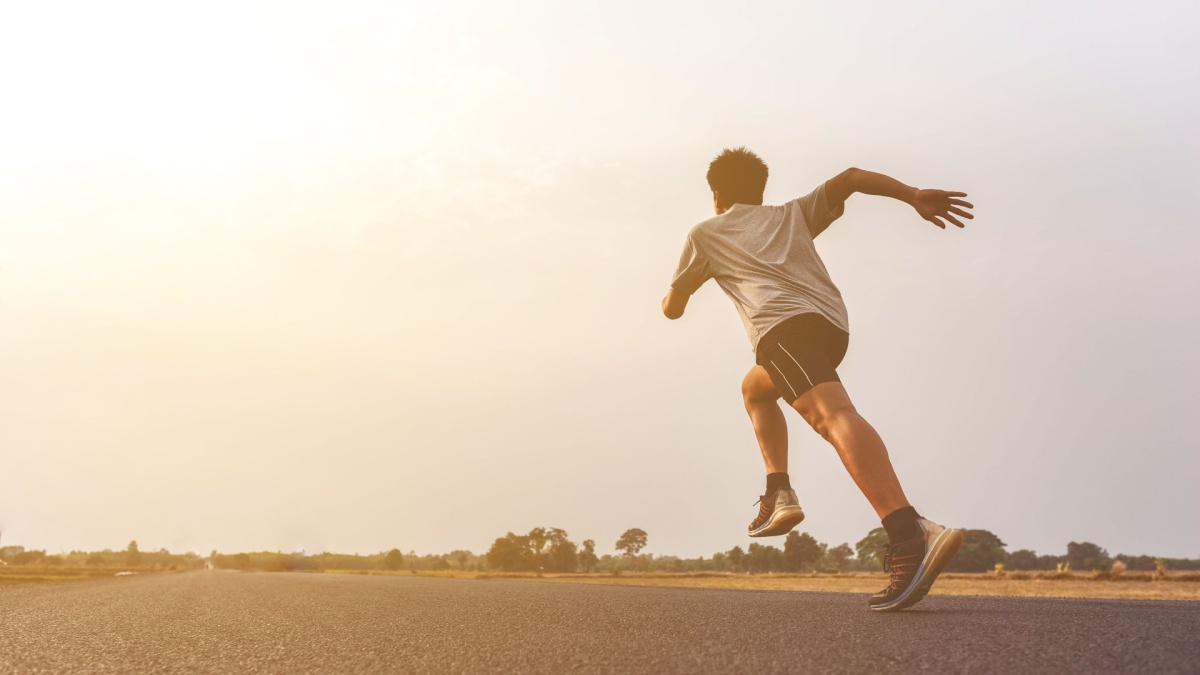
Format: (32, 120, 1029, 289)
(2, 1, 1198, 560)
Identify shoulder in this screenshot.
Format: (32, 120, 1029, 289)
(793, 183, 831, 209)
(687, 215, 723, 242)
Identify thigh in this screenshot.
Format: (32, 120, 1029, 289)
(790, 381, 857, 424)
(758, 337, 843, 406)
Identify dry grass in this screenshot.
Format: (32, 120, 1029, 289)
(467, 571, 1200, 601)
(0, 566, 145, 585)
(8, 566, 1196, 601)
(326, 569, 477, 579)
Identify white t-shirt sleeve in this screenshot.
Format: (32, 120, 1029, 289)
(670, 233, 712, 295)
(792, 182, 845, 238)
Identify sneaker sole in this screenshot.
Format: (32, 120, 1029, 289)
(748, 505, 805, 537)
(869, 527, 964, 612)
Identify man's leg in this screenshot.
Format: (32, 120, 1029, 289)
(790, 380, 963, 611)
(790, 381, 910, 520)
(741, 366, 788, 474)
(742, 365, 805, 537)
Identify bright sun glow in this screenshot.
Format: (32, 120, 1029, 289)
(1, 0, 1197, 563)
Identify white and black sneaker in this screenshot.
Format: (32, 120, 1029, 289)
(748, 489, 805, 537)
(868, 518, 963, 611)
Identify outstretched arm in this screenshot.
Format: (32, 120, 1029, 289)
(826, 168, 974, 229)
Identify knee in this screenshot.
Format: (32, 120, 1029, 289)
(741, 370, 777, 408)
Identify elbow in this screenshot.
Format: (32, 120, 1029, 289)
(827, 167, 862, 204)
(661, 296, 684, 320)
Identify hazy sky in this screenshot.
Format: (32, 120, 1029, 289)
(2, 1, 1198, 560)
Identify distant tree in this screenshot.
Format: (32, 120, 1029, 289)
(484, 530, 537, 566)
(782, 532, 800, 571)
(1066, 542, 1111, 572)
(746, 543, 784, 573)
(579, 540, 599, 573)
(215, 553, 251, 570)
(0, 545, 26, 563)
(1006, 549, 1064, 571)
(383, 549, 404, 571)
(527, 528, 550, 569)
(13, 550, 45, 566)
(855, 527, 889, 569)
(726, 546, 745, 572)
(126, 540, 142, 567)
(486, 532, 530, 572)
(284, 554, 319, 572)
(545, 529, 578, 573)
(1037, 554, 1064, 571)
(615, 529, 648, 558)
(826, 543, 854, 572)
(451, 550, 472, 570)
(1114, 554, 1157, 571)
(784, 532, 826, 572)
(86, 553, 106, 567)
(1005, 549, 1042, 571)
(1160, 557, 1200, 571)
(946, 530, 1007, 573)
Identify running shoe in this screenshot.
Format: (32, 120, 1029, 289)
(868, 518, 963, 611)
(748, 488, 805, 537)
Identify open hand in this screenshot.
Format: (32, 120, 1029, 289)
(913, 189, 974, 229)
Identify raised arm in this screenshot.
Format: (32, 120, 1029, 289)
(826, 168, 974, 229)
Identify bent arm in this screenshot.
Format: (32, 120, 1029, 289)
(662, 288, 689, 319)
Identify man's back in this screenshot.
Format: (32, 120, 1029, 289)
(671, 183, 849, 352)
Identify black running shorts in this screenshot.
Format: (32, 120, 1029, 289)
(755, 313, 850, 405)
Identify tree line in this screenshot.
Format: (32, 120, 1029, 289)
(482, 526, 1200, 575)
(0, 540, 204, 570)
(3, 530, 1197, 574)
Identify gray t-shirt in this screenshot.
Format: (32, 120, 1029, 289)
(670, 182, 848, 353)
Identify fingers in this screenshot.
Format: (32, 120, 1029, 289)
(944, 214, 965, 228)
(949, 198, 974, 209)
(927, 216, 947, 229)
(947, 191, 968, 197)
(948, 206, 973, 219)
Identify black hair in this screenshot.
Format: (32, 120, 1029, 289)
(706, 146, 769, 204)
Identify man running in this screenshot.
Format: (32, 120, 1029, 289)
(662, 147, 973, 611)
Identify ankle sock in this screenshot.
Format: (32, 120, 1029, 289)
(882, 506, 922, 543)
(766, 472, 791, 494)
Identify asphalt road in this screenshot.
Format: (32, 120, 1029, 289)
(2, 572, 1198, 674)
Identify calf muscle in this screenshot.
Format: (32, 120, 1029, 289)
(793, 383, 911, 519)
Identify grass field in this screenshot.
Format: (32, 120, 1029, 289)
(0, 567, 147, 585)
(7, 566, 1198, 601)
(510, 572, 1200, 602)
(335, 569, 1200, 602)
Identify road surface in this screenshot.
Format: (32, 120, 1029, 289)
(2, 572, 1198, 673)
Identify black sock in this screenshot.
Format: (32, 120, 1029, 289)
(882, 506, 922, 543)
(766, 472, 791, 494)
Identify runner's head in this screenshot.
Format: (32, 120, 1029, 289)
(707, 147, 768, 213)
